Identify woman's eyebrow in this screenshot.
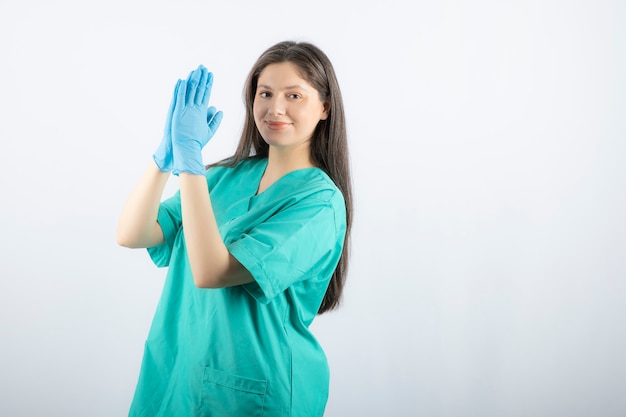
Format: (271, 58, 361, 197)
(257, 84, 309, 91)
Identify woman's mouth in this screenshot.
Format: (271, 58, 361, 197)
(266, 121, 290, 130)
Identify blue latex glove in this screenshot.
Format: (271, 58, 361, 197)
(152, 80, 180, 172)
(171, 65, 223, 176)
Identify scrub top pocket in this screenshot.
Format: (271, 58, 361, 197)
(200, 366, 267, 417)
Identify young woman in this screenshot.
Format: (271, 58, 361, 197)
(116, 41, 352, 416)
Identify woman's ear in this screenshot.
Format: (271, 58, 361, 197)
(320, 101, 330, 121)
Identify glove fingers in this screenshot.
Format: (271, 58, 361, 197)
(176, 79, 187, 113)
(196, 67, 209, 106)
(206, 107, 224, 134)
(200, 72, 214, 107)
(181, 65, 214, 107)
(186, 66, 203, 106)
(206, 105, 218, 120)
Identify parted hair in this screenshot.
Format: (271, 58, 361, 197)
(213, 40, 352, 314)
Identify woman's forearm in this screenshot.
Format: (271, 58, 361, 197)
(179, 173, 252, 288)
(116, 161, 170, 248)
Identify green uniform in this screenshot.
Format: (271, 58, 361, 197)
(128, 157, 346, 417)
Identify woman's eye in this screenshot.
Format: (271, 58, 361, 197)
(288, 93, 301, 99)
(259, 91, 271, 98)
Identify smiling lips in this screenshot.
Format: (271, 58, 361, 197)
(266, 121, 291, 130)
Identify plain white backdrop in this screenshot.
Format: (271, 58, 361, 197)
(1, 0, 625, 416)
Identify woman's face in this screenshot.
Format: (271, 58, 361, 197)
(253, 62, 328, 152)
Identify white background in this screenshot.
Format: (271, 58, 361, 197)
(1, 0, 625, 416)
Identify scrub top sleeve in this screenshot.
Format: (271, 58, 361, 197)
(228, 193, 346, 304)
(147, 191, 182, 267)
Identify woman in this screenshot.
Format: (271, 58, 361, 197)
(117, 40, 352, 416)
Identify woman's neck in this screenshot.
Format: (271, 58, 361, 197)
(268, 143, 314, 171)
(257, 145, 315, 194)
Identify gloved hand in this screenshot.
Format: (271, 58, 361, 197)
(152, 80, 180, 172)
(171, 65, 223, 176)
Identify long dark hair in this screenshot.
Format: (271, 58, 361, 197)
(213, 41, 352, 314)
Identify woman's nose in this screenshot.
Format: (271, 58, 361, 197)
(268, 97, 285, 116)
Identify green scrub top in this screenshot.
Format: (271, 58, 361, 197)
(128, 157, 347, 417)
